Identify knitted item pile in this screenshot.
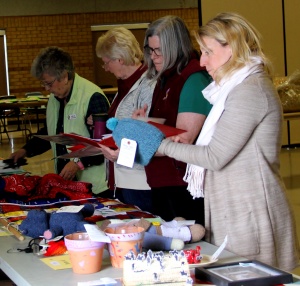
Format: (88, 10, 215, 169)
(0, 173, 93, 201)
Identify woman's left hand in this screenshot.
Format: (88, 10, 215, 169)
(59, 161, 79, 180)
(87, 115, 93, 126)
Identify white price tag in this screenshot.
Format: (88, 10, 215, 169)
(56, 205, 84, 213)
(84, 224, 111, 243)
(116, 138, 137, 168)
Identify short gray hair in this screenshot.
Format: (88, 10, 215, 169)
(31, 46, 75, 80)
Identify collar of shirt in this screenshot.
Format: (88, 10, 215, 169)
(54, 81, 74, 103)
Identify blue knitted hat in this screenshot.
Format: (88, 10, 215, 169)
(106, 118, 165, 166)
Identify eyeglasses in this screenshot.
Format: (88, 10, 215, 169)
(40, 78, 56, 88)
(144, 45, 162, 57)
(101, 59, 114, 69)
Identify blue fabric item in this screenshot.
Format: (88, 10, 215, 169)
(45, 203, 94, 239)
(143, 232, 172, 251)
(19, 210, 49, 238)
(121, 188, 152, 213)
(106, 118, 165, 166)
(18, 203, 94, 239)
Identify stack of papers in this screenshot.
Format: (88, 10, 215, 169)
(0, 160, 26, 175)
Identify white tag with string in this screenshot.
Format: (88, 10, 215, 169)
(117, 138, 137, 168)
(212, 235, 228, 261)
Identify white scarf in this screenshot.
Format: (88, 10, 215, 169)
(183, 57, 263, 199)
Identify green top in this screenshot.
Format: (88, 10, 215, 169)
(179, 72, 212, 115)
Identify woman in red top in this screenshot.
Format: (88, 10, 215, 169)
(134, 16, 212, 225)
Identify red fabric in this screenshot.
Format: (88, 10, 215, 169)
(34, 173, 92, 200)
(108, 65, 147, 118)
(44, 240, 67, 257)
(3, 173, 93, 201)
(3, 174, 41, 197)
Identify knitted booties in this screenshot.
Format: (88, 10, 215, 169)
(136, 218, 185, 251)
(156, 218, 205, 243)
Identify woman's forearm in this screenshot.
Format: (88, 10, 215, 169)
(158, 139, 203, 166)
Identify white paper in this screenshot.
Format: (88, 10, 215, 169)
(84, 224, 111, 243)
(0, 160, 25, 175)
(94, 207, 127, 217)
(117, 138, 137, 168)
(78, 277, 119, 286)
(176, 220, 195, 227)
(56, 205, 84, 213)
(212, 235, 228, 260)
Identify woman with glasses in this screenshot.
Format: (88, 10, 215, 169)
(10, 46, 111, 195)
(91, 27, 155, 211)
(134, 15, 212, 225)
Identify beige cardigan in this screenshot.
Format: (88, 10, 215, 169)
(158, 72, 299, 271)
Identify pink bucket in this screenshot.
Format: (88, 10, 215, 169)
(64, 232, 105, 274)
(104, 226, 145, 268)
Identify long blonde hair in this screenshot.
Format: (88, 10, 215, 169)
(195, 12, 273, 84)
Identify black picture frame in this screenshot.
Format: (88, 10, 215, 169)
(195, 260, 293, 286)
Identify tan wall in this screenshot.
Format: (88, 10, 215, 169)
(285, 0, 300, 75)
(200, 0, 300, 146)
(201, 0, 285, 77)
(0, 4, 298, 146)
(0, 8, 199, 98)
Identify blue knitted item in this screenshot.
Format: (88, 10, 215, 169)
(106, 118, 165, 166)
(19, 210, 49, 238)
(19, 204, 94, 239)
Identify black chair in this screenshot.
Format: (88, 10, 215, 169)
(23, 92, 47, 132)
(0, 95, 31, 143)
(0, 95, 18, 142)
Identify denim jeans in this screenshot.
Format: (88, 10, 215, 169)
(121, 188, 152, 213)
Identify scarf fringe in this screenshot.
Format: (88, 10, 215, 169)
(183, 57, 263, 200)
(183, 165, 205, 199)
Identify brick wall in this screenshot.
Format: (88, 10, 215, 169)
(0, 8, 199, 98)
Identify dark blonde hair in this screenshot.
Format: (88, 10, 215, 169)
(96, 27, 143, 65)
(195, 12, 272, 84)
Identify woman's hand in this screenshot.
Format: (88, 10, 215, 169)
(59, 161, 79, 180)
(132, 104, 148, 119)
(10, 149, 27, 163)
(169, 135, 183, 143)
(99, 144, 120, 162)
(87, 115, 93, 126)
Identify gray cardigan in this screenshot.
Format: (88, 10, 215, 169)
(113, 72, 156, 189)
(158, 72, 299, 271)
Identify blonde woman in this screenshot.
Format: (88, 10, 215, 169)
(92, 27, 155, 211)
(156, 13, 299, 271)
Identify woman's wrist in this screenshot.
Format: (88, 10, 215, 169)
(74, 158, 85, 170)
